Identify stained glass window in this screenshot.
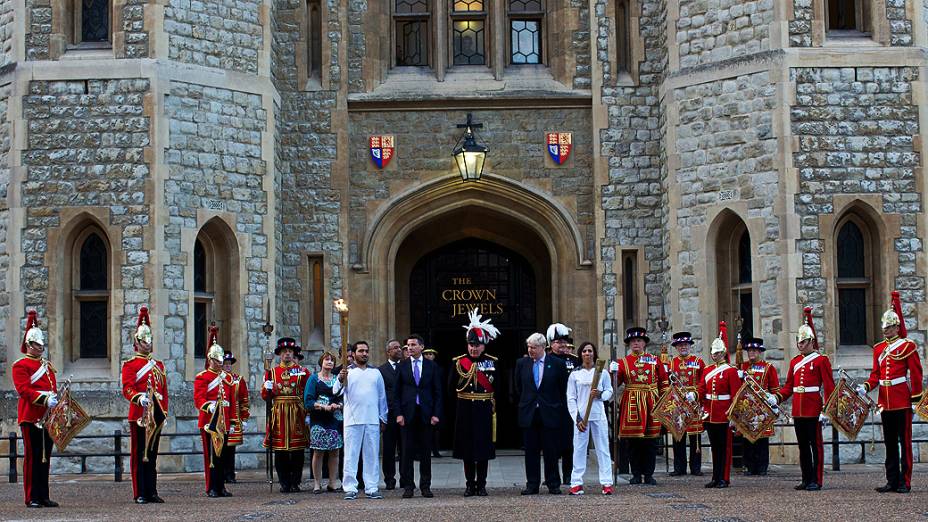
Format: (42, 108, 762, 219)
(453, 20, 485, 65)
(81, 0, 109, 43)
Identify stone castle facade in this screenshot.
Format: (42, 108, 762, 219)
(0, 0, 927, 471)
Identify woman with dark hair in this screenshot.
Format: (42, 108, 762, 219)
(304, 351, 344, 493)
(566, 342, 614, 495)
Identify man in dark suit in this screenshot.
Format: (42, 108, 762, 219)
(378, 339, 403, 490)
(514, 332, 569, 495)
(393, 334, 443, 498)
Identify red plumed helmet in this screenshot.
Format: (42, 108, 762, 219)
(891, 291, 907, 338)
(20, 310, 40, 354)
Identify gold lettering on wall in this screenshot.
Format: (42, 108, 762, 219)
(442, 276, 504, 319)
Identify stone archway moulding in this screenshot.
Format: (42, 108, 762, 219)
(356, 174, 592, 273)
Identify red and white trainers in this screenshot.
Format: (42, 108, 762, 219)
(569, 485, 584, 496)
(602, 485, 614, 495)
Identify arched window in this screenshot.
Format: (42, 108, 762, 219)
(72, 228, 110, 360)
(834, 211, 880, 347)
(715, 214, 753, 341)
(192, 219, 236, 363)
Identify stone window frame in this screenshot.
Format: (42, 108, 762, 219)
(604, 0, 643, 86)
(804, 0, 892, 46)
(48, 0, 118, 58)
(185, 216, 242, 380)
(712, 211, 757, 343)
(299, 253, 328, 350)
(70, 225, 111, 361)
(296, 0, 330, 91)
(821, 199, 890, 361)
(46, 209, 122, 381)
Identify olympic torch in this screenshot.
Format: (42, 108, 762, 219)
(334, 299, 350, 371)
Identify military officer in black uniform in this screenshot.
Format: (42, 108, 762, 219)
(453, 310, 501, 497)
(547, 323, 577, 485)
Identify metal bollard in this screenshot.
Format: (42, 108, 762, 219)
(8, 432, 17, 483)
(114, 429, 123, 482)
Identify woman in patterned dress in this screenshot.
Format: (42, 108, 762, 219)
(304, 351, 344, 493)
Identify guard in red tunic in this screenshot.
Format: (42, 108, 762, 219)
(858, 296, 923, 494)
(262, 337, 309, 492)
(668, 331, 705, 477)
(774, 324, 834, 491)
(740, 337, 779, 476)
(120, 306, 168, 504)
(12, 310, 59, 508)
(194, 339, 235, 497)
(611, 326, 669, 485)
(699, 335, 742, 488)
(222, 349, 250, 484)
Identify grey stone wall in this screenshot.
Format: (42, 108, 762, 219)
(571, 0, 592, 90)
(164, 0, 264, 73)
(0, 0, 12, 67)
(887, 0, 913, 46)
(791, 66, 924, 346)
(0, 81, 10, 378)
(121, 0, 152, 58)
(672, 71, 780, 351)
(20, 78, 152, 361)
(162, 81, 270, 385)
(597, 0, 667, 346)
(25, 0, 51, 60)
(789, 0, 814, 47)
(271, 0, 344, 352)
(676, 0, 773, 68)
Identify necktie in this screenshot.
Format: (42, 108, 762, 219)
(414, 360, 421, 405)
(534, 360, 541, 388)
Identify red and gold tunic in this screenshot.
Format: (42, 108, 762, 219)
(261, 362, 308, 451)
(194, 368, 234, 430)
(672, 354, 706, 434)
(698, 363, 742, 423)
(776, 351, 835, 418)
(224, 372, 250, 446)
(614, 352, 669, 438)
(12, 355, 57, 424)
(863, 336, 923, 411)
(740, 360, 779, 437)
(121, 354, 168, 422)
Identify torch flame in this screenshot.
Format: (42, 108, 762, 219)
(334, 299, 349, 314)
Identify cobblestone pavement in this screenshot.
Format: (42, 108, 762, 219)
(1, 463, 926, 521)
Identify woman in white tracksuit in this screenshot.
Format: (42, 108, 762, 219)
(566, 342, 615, 495)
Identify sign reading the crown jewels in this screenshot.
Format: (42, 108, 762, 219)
(369, 135, 395, 169)
(546, 132, 572, 165)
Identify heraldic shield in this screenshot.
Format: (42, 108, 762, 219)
(824, 377, 871, 441)
(653, 382, 703, 442)
(546, 132, 572, 165)
(369, 135, 395, 169)
(727, 378, 779, 444)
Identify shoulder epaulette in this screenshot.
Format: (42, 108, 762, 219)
(485, 354, 498, 361)
(452, 354, 467, 361)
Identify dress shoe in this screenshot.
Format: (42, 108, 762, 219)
(476, 487, 488, 496)
(547, 487, 562, 495)
(149, 495, 164, 503)
(290, 485, 301, 493)
(41, 499, 59, 508)
(421, 488, 434, 498)
(716, 480, 729, 488)
(385, 480, 396, 491)
(805, 483, 821, 491)
(705, 480, 719, 488)
(464, 487, 475, 497)
(876, 483, 896, 493)
(402, 488, 414, 499)
(691, 471, 704, 477)
(644, 476, 657, 485)
(896, 486, 911, 494)
(279, 485, 291, 493)
(207, 490, 222, 498)
(669, 471, 684, 477)
(27, 500, 43, 508)
(629, 476, 642, 485)
(221, 489, 233, 497)
(520, 487, 539, 495)
(794, 482, 808, 491)
(135, 497, 148, 504)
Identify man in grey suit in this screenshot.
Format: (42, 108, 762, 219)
(514, 332, 569, 495)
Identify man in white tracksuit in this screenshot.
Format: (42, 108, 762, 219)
(566, 342, 614, 495)
(333, 341, 388, 500)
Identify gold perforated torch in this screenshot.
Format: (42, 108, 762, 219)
(334, 299, 350, 371)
